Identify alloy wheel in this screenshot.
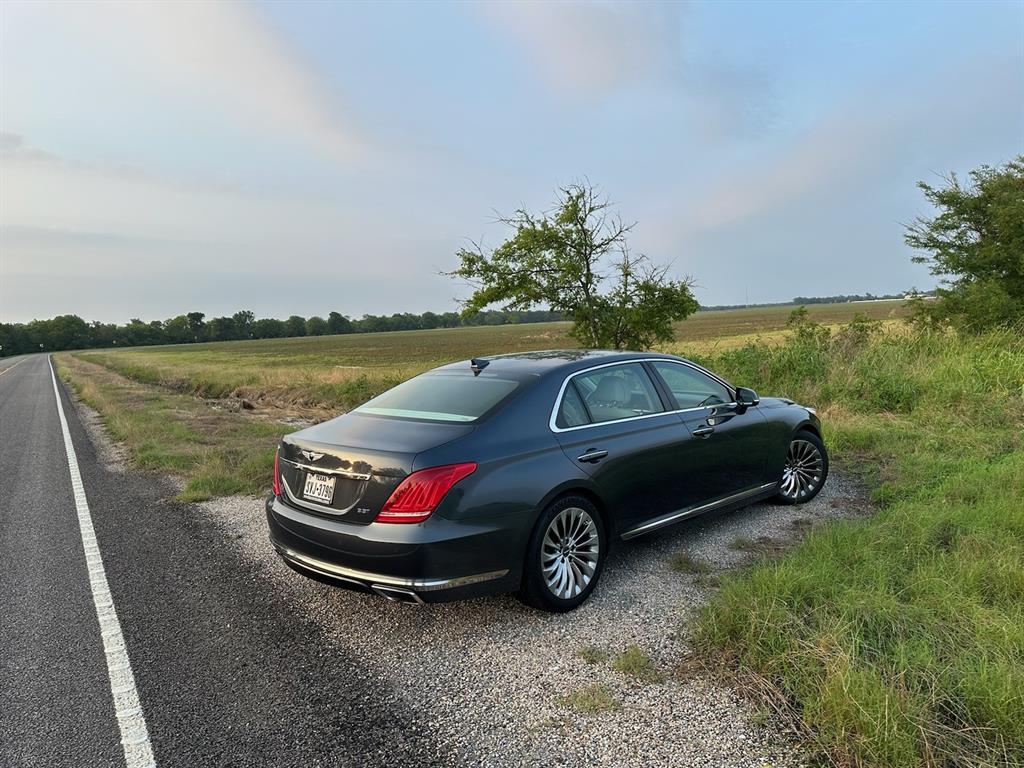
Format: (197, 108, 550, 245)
(541, 506, 600, 600)
(780, 438, 824, 500)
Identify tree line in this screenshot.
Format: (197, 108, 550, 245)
(790, 292, 908, 305)
(0, 309, 563, 357)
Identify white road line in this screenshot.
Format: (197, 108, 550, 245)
(0, 357, 28, 377)
(48, 356, 157, 768)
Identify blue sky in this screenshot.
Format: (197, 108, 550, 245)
(1, 0, 1021, 324)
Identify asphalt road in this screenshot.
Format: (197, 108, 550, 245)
(0, 355, 436, 768)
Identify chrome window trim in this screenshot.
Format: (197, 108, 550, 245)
(548, 358, 737, 434)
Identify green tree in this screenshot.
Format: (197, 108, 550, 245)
(284, 315, 306, 337)
(327, 311, 352, 334)
(448, 183, 698, 349)
(232, 310, 255, 338)
(0, 323, 31, 355)
(185, 312, 206, 342)
(305, 316, 328, 336)
(89, 321, 118, 349)
(207, 316, 237, 342)
(122, 318, 162, 346)
(46, 314, 90, 350)
(905, 156, 1024, 330)
(164, 315, 191, 344)
(252, 318, 285, 338)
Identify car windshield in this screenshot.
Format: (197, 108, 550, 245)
(355, 372, 520, 422)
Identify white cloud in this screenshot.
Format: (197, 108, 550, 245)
(667, 55, 1024, 239)
(0, 134, 368, 274)
(1, 0, 364, 163)
(474, 1, 775, 139)
(477, 1, 683, 99)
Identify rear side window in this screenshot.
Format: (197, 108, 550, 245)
(556, 383, 590, 428)
(650, 361, 732, 409)
(355, 372, 519, 422)
(569, 363, 664, 425)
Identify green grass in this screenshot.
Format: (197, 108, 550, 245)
(556, 684, 620, 714)
(71, 301, 909, 418)
(612, 645, 665, 684)
(578, 645, 611, 665)
(56, 354, 289, 501)
(693, 322, 1024, 767)
(693, 573, 721, 590)
(729, 536, 786, 557)
(669, 551, 713, 574)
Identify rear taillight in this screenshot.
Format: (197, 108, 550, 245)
(376, 462, 477, 524)
(273, 449, 281, 496)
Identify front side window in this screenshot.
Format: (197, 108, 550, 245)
(355, 372, 519, 422)
(650, 361, 732, 409)
(569, 363, 664, 424)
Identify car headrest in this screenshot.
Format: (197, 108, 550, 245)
(593, 376, 628, 404)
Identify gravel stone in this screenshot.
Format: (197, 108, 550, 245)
(200, 473, 867, 768)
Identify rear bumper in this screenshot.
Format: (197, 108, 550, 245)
(265, 495, 520, 603)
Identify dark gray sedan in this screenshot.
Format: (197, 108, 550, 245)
(266, 350, 827, 611)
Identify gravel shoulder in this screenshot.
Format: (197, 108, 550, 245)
(73, 388, 870, 767)
(206, 477, 869, 768)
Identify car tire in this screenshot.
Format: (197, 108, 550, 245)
(518, 495, 607, 613)
(774, 429, 829, 505)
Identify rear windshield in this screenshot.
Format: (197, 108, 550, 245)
(355, 372, 520, 422)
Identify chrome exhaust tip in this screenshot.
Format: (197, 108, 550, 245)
(370, 584, 424, 605)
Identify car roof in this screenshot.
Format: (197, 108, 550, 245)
(432, 349, 691, 379)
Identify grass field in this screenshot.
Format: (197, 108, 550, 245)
(72, 300, 911, 418)
(694, 321, 1024, 767)
(57, 299, 1024, 766)
(59, 354, 290, 501)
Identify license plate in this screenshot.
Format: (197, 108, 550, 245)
(303, 472, 336, 504)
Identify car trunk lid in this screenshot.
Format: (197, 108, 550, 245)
(278, 413, 474, 524)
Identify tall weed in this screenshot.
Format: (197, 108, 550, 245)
(695, 320, 1024, 767)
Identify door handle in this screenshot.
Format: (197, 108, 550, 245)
(691, 425, 715, 437)
(577, 449, 608, 463)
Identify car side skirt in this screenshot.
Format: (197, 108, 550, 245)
(620, 482, 778, 540)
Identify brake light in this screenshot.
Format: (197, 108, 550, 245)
(376, 462, 477, 524)
(273, 449, 281, 496)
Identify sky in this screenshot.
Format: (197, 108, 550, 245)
(1, 0, 1021, 325)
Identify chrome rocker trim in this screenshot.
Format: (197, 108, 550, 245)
(620, 482, 778, 540)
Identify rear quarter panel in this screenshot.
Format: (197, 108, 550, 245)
(416, 374, 598, 574)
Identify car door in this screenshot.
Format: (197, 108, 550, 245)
(647, 360, 771, 501)
(551, 362, 698, 536)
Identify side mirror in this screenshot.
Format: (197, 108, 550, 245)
(736, 387, 760, 409)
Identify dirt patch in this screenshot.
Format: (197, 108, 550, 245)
(202, 396, 319, 427)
